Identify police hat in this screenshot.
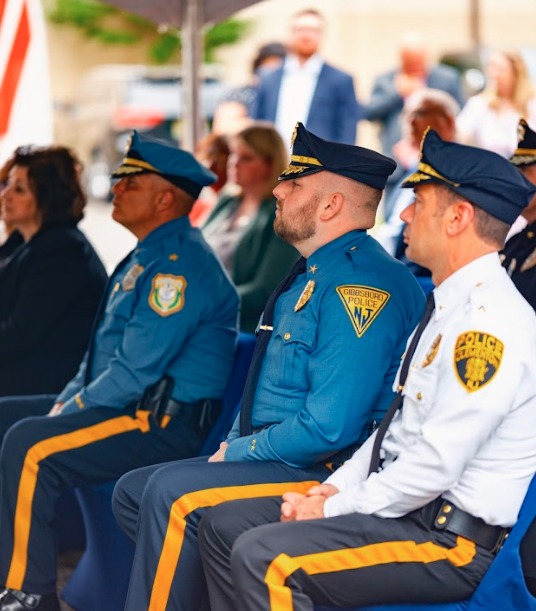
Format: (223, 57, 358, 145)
(402, 128, 536, 224)
(279, 122, 397, 190)
(112, 130, 216, 199)
(510, 119, 536, 167)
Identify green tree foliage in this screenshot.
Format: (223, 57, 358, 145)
(47, 0, 250, 63)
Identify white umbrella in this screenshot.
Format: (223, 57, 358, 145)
(103, 0, 264, 150)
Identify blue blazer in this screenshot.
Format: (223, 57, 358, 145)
(254, 61, 361, 145)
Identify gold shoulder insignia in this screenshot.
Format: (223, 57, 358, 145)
(520, 247, 536, 273)
(336, 285, 390, 338)
(422, 334, 442, 368)
(123, 264, 145, 291)
(148, 274, 187, 316)
(454, 331, 504, 393)
(294, 280, 315, 312)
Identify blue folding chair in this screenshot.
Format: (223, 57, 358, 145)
(62, 332, 256, 611)
(318, 472, 536, 611)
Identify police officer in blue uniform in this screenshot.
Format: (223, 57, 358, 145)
(0, 131, 239, 611)
(112, 122, 425, 611)
(502, 118, 536, 310)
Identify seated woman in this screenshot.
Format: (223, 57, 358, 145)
(202, 123, 298, 332)
(0, 145, 107, 406)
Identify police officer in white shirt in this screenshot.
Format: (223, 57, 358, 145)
(195, 129, 536, 611)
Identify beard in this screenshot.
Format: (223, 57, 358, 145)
(274, 193, 319, 245)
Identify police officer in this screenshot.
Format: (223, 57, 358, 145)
(502, 118, 536, 310)
(197, 129, 536, 611)
(112, 122, 425, 611)
(0, 131, 239, 611)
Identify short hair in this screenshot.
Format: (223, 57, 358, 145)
(232, 122, 288, 199)
(291, 8, 325, 24)
(4, 146, 86, 225)
(252, 42, 286, 73)
(435, 184, 510, 247)
(405, 88, 460, 120)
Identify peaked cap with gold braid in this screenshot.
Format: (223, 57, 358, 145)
(112, 130, 216, 198)
(279, 122, 396, 190)
(510, 119, 536, 167)
(401, 128, 536, 224)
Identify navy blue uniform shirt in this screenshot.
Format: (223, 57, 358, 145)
(58, 216, 239, 412)
(225, 230, 425, 467)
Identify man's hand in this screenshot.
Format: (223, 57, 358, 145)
(208, 441, 228, 462)
(395, 73, 425, 98)
(281, 491, 327, 522)
(48, 402, 64, 417)
(306, 483, 339, 499)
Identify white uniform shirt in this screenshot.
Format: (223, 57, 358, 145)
(325, 253, 536, 528)
(275, 54, 323, 147)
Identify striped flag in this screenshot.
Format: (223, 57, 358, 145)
(0, 0, 52, 162)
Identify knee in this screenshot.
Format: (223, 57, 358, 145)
(112, 471, 138, 527)
(1, 416, 42, 461)
(230, 527, 268, 579)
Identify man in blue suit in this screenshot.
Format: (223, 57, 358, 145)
(254, 9, 361, 146)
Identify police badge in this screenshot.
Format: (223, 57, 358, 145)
(454, 331, 504, 393)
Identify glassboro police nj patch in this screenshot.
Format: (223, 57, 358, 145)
(336, 285, 391, 338)
(148, 273, 187, 316)
(454, 331, 504, 393)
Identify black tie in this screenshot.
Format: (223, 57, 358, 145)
(368, 292, 436, 475)
(84, 251, 134, 385)
(239, 257, 307, 436)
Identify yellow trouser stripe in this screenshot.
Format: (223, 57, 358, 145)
(6, 411, 151, 589)
(148, 480, 319, 611)
(265, 535, 476, 611)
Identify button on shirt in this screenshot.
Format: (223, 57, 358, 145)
(275, 54, 323, 147)
(225, 230, 425, 467)
(58, 217, 239, 412)
(324, 253, 536, 527)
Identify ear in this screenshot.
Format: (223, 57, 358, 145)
(445, 200, 474, 236)
(154, 189, 174, 213)
(319, 192, 344, 221)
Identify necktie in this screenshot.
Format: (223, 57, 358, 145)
(368, 292, 436, 475)
(239, 256, 307, 436)
(84, 250, 134, 385)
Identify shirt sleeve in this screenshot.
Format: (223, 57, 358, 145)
(62, 262, 208, 413)
(225, 284, 408, 466)
(323, 327, 522, 518)
(56, 354, 88, 404)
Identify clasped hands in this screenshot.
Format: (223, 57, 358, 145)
(281, 483, 339, 522)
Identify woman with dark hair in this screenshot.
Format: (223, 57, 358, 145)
(0, 145, 107, 403)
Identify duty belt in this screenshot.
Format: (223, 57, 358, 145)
(432, 499, 510, 554)
(159, 398, 222, 438)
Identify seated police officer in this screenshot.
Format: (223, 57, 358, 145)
(502, 118, 536, 310)
(0, 131, 239, 611)
(196, 130, 536, 611)
(111, 122, 425, 611)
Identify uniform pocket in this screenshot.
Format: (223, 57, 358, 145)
(272, 314, 317, 389)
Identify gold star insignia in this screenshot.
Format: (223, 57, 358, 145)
(169, 254, 179, 261)
(309, 264, 318, 274)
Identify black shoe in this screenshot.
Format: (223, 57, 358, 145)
(0, 589, 59, 611)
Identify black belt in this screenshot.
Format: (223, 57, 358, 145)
(160, 398, 222, 438)
(432, 499, 510, 554)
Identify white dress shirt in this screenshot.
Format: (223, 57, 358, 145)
(324, 253, 536, 528)
(275, 54, 323, 147)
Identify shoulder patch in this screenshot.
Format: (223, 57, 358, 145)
(454, 331, 504, 393)
(123, 264, 145, 291)
(148, 274, 187, 317)
(336, 285, 390, 338)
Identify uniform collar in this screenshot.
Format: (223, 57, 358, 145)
(139, 216, 192, 248)
(305, 230, 367, 278)
(432, 252, 501, 319)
